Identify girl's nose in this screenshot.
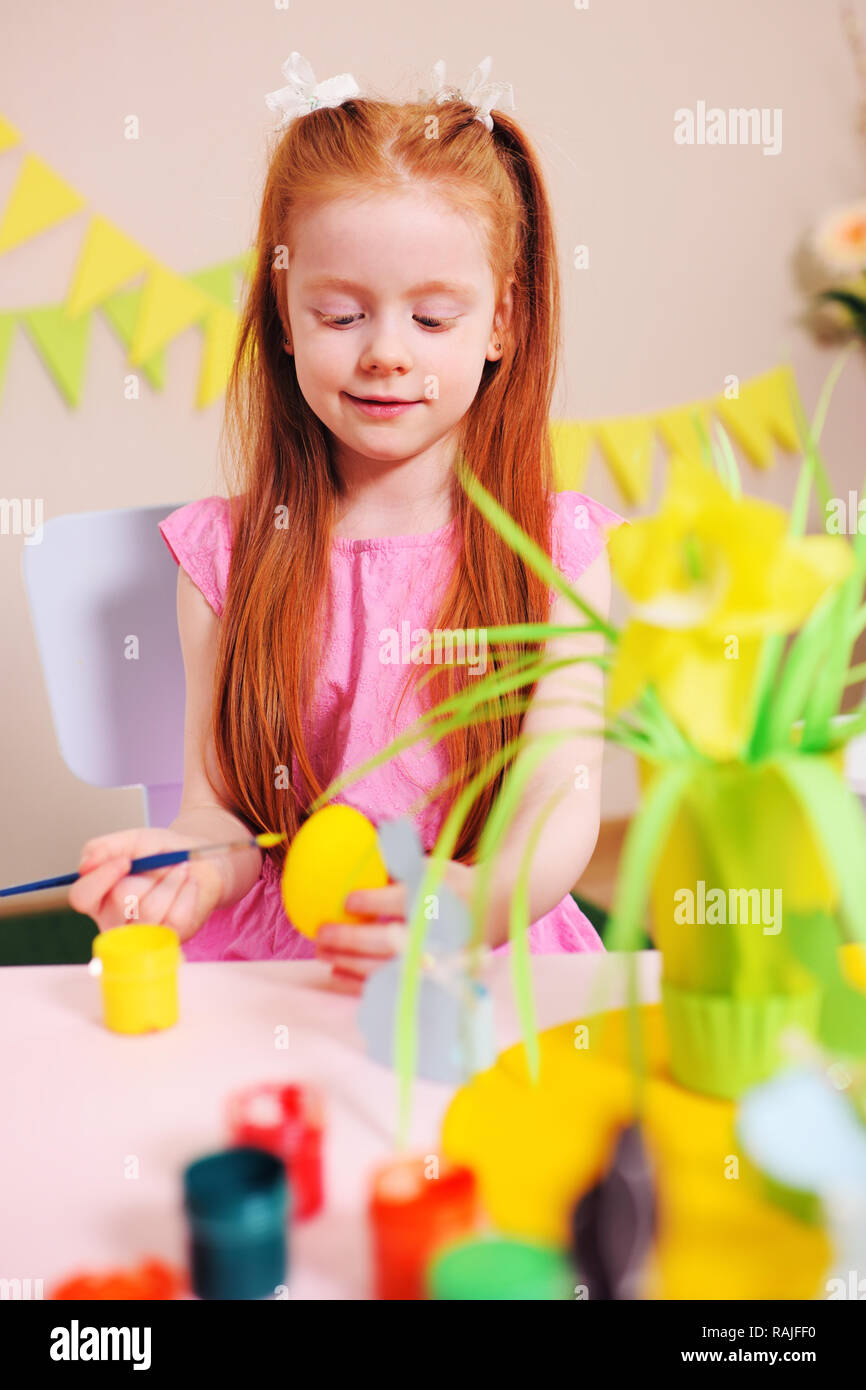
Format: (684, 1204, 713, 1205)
(358, 331, 413, 376)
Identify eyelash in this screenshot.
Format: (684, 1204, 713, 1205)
(320, 313, 455, 330)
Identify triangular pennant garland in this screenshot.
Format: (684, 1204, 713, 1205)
(595, 416, 657, 505)
(550, 420, 593, 490)
(100, 285, 165, 391)
(196, 302, 240, 408)
(713, 366, 802, 467)
(127, 264, 212, 364)
(655, 402, 712, 460)
(20, 304, 91, 406)
(0, 153, 85, 253)
(65, 214, 154, 319)
(0, 312, 17, 405)
(188, 263, 239, 311)
(0, 115, 22, 155)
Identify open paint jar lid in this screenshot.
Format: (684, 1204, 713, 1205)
(92, 924, 180, 979)
(227, 1082, 324, 1147)
(184, 1147, 289, 1242)
(427, 1235, 574, 1299)
(368, 1154, 477, 1231)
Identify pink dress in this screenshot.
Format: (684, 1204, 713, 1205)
(158, 489, 625, 962)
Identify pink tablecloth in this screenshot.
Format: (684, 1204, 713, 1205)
(0, 951, 661, 1299)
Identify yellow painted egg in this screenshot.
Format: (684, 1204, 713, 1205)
(280, 804, 389, 939)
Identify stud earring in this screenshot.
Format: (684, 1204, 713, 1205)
(495, 340, 501, 351)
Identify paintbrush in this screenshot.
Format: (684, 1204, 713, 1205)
(0, 831, 287, 898)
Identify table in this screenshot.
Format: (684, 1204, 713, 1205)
(0, 950, 660, 1299)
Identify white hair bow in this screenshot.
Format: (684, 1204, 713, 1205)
(429, 56, 515, 132)
(265, 51, 361, 129)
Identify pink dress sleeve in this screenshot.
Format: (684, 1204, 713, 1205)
(550, 488, 628, 586)
(158, 496, 234, 617)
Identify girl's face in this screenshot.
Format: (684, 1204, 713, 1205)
(282, 188, 511, 469)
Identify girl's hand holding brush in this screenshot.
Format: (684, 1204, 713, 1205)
(69, 828, 231, 941)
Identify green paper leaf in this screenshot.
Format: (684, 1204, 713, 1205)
(605, 759, 699, 953)
(785, 910, 866, 1057)
(770, 752, 866, 944)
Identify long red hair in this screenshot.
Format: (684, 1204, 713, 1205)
(212, 95, 562, 873)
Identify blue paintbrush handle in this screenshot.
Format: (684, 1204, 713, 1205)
(1, 848, 194, 898)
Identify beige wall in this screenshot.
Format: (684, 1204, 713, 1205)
(2, 0, 865, 898)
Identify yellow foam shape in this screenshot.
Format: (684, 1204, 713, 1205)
(442, 1004, 831, 1299)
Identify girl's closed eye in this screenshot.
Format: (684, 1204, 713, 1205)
(319, 312, 458, 331)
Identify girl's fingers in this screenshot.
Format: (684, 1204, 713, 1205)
(165, 877, 201, 938)
(93, 866, 177, 928)
(328, 966, 365, 995)
(316, 922, 405, 956)
(345, 884, 406, 918)
(68, 855, 132, 918)
(136, 864, 192, 925)
(328, 955, 378, 980)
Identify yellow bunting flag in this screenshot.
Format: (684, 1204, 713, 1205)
(65, 215, 154, 319)
(0, 312, 16, 404)
(595, 416, 657, 505)
(0, 154, 85, 254)
(547, 366, 805, 504)
(20, 305, 91, 406)
(655, 401, 713, 460)
(100, 286, 165, 391)
(196, 302, 240, 408)
(550, 420, 592, 489)
(0, 115, 22, 154)
(713, 366, 804, 468)
(127, 264, 212, 364)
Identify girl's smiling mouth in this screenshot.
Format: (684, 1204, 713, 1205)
(343, 392, 421, 418)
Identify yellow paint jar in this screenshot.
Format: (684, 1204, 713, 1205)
(91, 924, 180, 1034)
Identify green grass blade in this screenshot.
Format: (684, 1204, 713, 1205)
(455, 459, 618, 641)
(505, 787, 571, 1086)
(745, 350, 855, 758)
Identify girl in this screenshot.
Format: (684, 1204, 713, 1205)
(70, 59, 624, 985)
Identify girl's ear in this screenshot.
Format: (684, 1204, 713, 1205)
(487, 277, 514, 361)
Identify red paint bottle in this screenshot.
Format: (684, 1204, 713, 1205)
(368, 1154, 479, 1300)
(227, 1083, 324, 1221)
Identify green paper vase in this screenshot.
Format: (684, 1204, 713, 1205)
(639, 756, 840, 998)
(661, 980, 822, 1100)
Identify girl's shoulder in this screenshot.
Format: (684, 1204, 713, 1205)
(158, 494, 239, 618)
(548, 488, 628, 584)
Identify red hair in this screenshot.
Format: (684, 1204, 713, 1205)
(212, 95, 562, 873)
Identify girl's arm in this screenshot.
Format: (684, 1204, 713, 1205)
(474, 547, 611, 948)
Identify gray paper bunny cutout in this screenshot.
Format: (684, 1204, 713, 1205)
(356, 815, 496, 1084)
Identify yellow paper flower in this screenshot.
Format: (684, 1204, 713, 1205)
(811, 199, 866, 278)
(607, 456, 855, 760)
